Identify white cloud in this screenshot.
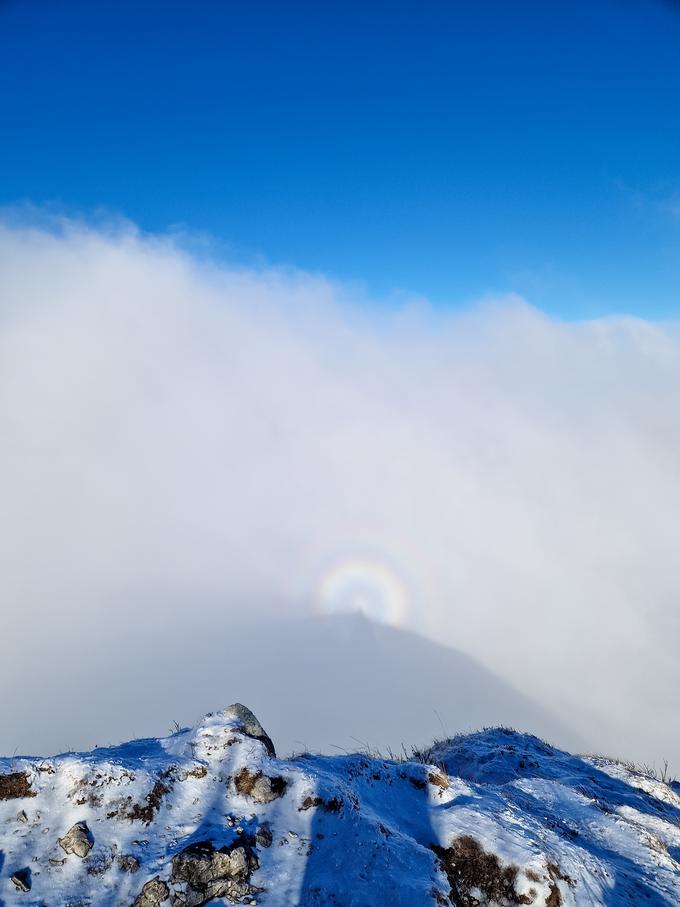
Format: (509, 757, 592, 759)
(1, 216, 679, 765)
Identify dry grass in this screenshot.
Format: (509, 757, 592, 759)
(585, 753, 677, 786)
(0, 771, 36, 800)
(126, 776, 172, 824)
(432, 835, 534, 906)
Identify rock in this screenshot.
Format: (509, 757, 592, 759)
(255, 823, 272, 848)
(224, 703, 276, 757)
(118, 853, 141, 873)
(132, 876, 170, 906)
(171, 839, 261, 904)
(16, 809, 28, 823)
(58, 820, 93, 858)
(11, 867, 31, 891)
(234, 767, 287, 804)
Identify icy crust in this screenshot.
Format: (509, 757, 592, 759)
(0, 711, 678, 906)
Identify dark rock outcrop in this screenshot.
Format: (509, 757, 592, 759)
(171, 839, 260, 905)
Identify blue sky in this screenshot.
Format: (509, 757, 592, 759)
(1, 0, 679, 317)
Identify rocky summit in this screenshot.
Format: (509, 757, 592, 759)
(0, 705, 679, 905)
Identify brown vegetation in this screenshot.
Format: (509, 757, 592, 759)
(432, 835, 531, 906)
(234, 767, 287, 803)
(126, 777, 172, 824)
(0, 771, 36, 800)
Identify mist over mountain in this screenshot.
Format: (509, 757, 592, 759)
(4, 611, 589, 760)
(1, 220, 679, 772)
(154, 613, 591, 757)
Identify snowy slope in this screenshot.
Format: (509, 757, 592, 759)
(0, 705, 678, 906)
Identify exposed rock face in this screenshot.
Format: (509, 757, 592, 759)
(223, 702, 276, 757)
(58, 820, 94, 858)
(171, 839, 260, 905)
(132, 876, 169, 906)
(255, 823, 272, 848)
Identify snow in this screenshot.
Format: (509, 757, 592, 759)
(0, 710, 678, 905)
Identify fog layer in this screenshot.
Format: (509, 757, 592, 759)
(1, 218, 678, 765)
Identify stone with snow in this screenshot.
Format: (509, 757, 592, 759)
(10, 868, 31, 892)
(58, 820, 93, 858)
(223, 702, 276, 757)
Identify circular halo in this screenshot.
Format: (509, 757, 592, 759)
(316, 557, 408, 626)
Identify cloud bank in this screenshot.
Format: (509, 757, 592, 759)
(1, 216, 679, 765)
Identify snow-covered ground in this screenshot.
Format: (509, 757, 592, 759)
(0, 705, 678, 905)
